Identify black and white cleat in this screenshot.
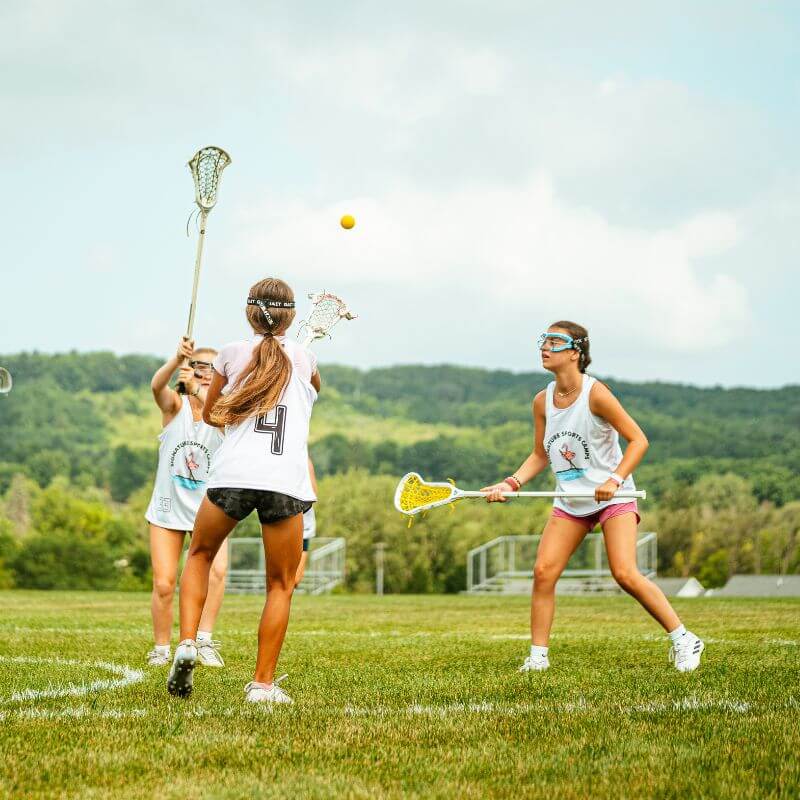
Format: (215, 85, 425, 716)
(167, 640, 198, 697)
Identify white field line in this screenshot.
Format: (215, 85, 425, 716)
(342, 695, 764, 718)
(220, 631, 753, 644)
(0, 627, 148, 635)
(1, 628, 789, 647)
(1, 696, 795, 722)
(0, 655, 144, 704)
(1, 706, 149, 721)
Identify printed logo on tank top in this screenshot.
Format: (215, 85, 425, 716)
(545, 431, 590, 481)
(168, 440, 213, 490)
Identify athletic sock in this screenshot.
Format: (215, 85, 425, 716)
(196, 630, 212, 643)
(530, 645, 549, 659)
(668, 624, 687, 643)
(154, 644, 170, 656)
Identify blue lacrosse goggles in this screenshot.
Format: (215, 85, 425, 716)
(537, 333, 588, 352)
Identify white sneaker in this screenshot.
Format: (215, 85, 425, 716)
(669, 632, 705, 673)
(519, 654, 550, 672)
(146, 647, 170, 667)
(167, 639, 197, 697)
(197, 639, 225, 667)
(244, 674, 293, 705)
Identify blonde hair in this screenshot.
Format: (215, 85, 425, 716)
(192, 347, 217, 360)
(210, 278, 296, 426)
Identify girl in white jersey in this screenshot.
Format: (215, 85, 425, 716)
(167, 277, 320, 704)
(483, 321, 704, 674)
(145, 338, 227, 668)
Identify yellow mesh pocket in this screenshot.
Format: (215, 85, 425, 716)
(398, 474, 454, 513)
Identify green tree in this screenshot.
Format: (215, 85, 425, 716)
(109, 446, 155, 502)
(11, 532, 116, 589)
(27, 450, 72, 488)
(698, 548, 730, 588)
(0, 518, 18, 588)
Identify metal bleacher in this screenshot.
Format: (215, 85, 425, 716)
(466, 532, 657, 594)
(226, 536, 346, 595)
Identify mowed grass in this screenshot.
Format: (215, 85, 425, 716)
(0, 592, 798, 799)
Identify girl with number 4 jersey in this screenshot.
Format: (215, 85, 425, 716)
(168, 277, 320, 704)
(482, 321, 704, 674)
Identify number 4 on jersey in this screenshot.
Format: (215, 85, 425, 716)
(254, 405, 287, 455)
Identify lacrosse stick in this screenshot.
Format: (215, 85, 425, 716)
(297, 291, 357, 347)
(394, 473, 646, 517)
(0, 367, 11, 395)
(177, 145, 231, 394)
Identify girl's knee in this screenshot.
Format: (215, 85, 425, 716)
(209, 561, 228, 583)
(611, 566, 641, 592)
(188, 541, 217, 563)
(152, 577, 176, 600)
(267, 572, 295, 594)
(533, 559, 560, 587)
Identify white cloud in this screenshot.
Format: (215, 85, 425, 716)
(0, 1, 792, 386)
(229, 175, 751, 353)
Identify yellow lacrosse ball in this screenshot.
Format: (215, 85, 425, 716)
(340, 214, 356, 230)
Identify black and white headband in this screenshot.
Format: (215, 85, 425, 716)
(247, 297, 295, 327)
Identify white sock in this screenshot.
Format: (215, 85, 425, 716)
(196, 630, 212, 643)
(530, 645, 549, 659)
(669, 624, 687, 643)
(154, 644, 170, 656)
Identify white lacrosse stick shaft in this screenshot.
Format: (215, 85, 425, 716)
(178, 146, 230, 394)
(456, 489, 645, 499)
(185, 209, 208, 341)
(177, 209, 207, 394)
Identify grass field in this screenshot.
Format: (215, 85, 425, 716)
(1, 592, 798, 799)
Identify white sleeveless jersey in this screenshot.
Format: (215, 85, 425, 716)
(208, 336, 317, 501)
(145, 396, 224, 531)
(544, 375, 636, 516)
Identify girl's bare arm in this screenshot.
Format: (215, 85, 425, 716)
(202, 370, 228, 427)
(482, 391, 550, 501)
(589, 382, 649, 500)
(589, 382, 649, 479)
(151, 338, 194, 425)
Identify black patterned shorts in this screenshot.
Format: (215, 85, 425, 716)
(206, 488, 312, 525)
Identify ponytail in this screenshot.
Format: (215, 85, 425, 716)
(210, 334, 291, 427)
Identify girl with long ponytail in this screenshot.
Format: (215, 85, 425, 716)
(167, 277, 321, 704)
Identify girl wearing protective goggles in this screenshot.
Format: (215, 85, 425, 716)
(144, 337, 228, 670)
(482, 320, 704, 675)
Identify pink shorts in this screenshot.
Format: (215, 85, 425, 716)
(552, 501, 640, 532)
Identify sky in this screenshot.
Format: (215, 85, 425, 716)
(1, 1, 799, 388)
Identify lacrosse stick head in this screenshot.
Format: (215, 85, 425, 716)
(394, 473, 459, 516)
(0, 368, 12, 395)
(187, 146, 231, 211)
(298, 291, 357, 346)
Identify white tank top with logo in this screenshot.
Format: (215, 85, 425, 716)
(208, 336, 317, 501)
(145, 396, 225, 531)
(544, 375, 636, 516)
